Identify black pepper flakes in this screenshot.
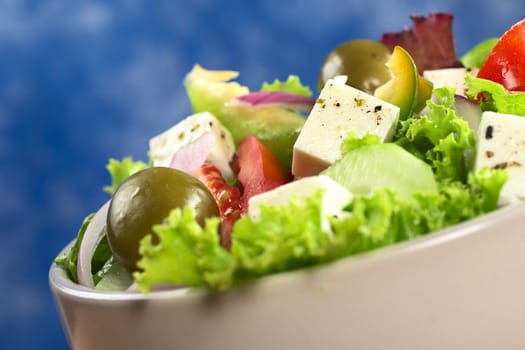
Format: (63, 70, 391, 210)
(485, 125, 494, 139)
(191, 124, 200, 132)
(334, 101, 341, 107)
(354, 97, 365, 107)
(486, 150, 494, 158)
(374, 105, 382, 113)
(493, 161, 522, 169)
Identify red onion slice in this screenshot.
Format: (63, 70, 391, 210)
(231, 91, 315, 112)
(169, 131, 234, 178)
(77, 200, 111, 288)
(169, 132, 214, 175)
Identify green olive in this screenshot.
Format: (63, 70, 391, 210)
(106, 167, 219, 271)
(318, 39, 392, 94)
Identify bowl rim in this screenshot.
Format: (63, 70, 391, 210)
(49, 202, 524, 302)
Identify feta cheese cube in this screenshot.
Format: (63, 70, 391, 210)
(248, 175, 353, 233)
(292, 77, 400, 177)
(423, 68, 477, 97)
(474, 111, 525, 205)
(149, 112, 235, 178)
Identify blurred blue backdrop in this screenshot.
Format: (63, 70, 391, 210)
(1, 1, 523, 348)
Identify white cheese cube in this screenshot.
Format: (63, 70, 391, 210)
(149, 112, 235, 178)
(474, 111, 525, 205)
(292, 77, 400, 177)
(248, 175, 353, 233)
(423, 67, 477, 97)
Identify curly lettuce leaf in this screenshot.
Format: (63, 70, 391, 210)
(341, 131, 381, 155)
(134, 207, 235, 293)
(133, 167, 506, 292)
(261, 75, 313, 97)
(103, 157, 148, 195)
(231, 191, 331, 278)
(465, 74, 525, 116)
(330, 167, 506, 259)
(395, 87, 476, 182)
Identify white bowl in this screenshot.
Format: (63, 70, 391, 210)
(50, 203, 525, 350)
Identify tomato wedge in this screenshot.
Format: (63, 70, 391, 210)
(232, 135, 292, 214)
(477, 19, 525, 91)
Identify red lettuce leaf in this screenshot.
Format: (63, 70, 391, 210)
(381, 13, 462, 74)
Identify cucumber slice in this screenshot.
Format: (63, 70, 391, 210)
(321, 143, 437, 199)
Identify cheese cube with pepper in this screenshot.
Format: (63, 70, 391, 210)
(248, 175, 353, 233)
(474, 111, 525, 205)
(292, 77, 400, 177)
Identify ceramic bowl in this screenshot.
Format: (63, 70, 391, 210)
(50, 203, 525, 350)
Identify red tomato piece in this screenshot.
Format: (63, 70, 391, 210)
(232, 135, 292, 214)
(196, 163, 241, 249)
(477, 19, 525, 91)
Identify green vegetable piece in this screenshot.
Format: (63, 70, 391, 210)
(395, 87, 476, 183)
(460, 38, 499, 69)
(132, 168, 506, 291)
(231, 191, 331, 277)
(95, 258, 134, 291)
(261, 75, 313, 97)
(322, 143, 438, 199)
(341, 131, 381, 155)
(374, 46, 420, 120)
(134, 207, 235, 293)
(184, 65, 306, 171)
(103, 157, 148, 195)
(465, 74, 525, 116)
(54, 213, 94, 283)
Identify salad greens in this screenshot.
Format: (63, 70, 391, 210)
(465, 74, 525, 116)
(394, 87, 475, 182)
(55, 213, 113, 284)
(133, 167, 506, 292)
(103, 157, 149, 195)
(55, 14, 525, 294)
(132, 88, 507, 293)
(260, 75, 313, 97)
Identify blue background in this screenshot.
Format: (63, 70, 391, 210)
(1, 1, 523, 348)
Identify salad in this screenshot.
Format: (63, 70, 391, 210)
(55, 13, 525, 294)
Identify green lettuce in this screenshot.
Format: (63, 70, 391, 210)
(465, 74, 525, 116)
(134, 208, 236, 292)
(341, 131, 381, 155)
(54, 213, 113, 284)
(54, 213, 94, 283)
(134, 168, 506, 292)
(103, 157, 148, 195)
(261, 75, 313, 97)
(394, 87, 476, 182)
